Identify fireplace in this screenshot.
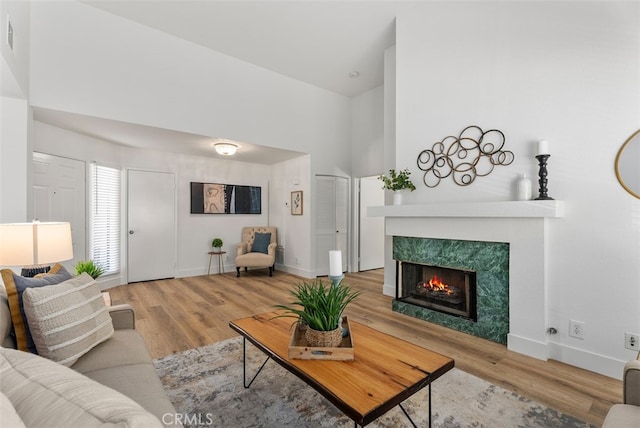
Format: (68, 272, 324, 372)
(397, 261, 477, 322)
(391, 236, 509, 345)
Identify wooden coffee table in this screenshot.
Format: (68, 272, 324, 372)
(229, 312, 454, 427)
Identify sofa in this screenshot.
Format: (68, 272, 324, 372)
(0, 267, 180, 427)
(602, 356, 640, 427)
(235, 226, 277, 277)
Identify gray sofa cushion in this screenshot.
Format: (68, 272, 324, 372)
(85, 363, 179, 426)
(72, 329, 155, 373)
(72, 329, 181, 426)
(0, 347, 163, 427)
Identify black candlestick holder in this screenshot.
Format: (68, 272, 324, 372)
(535, 154, 554, 200)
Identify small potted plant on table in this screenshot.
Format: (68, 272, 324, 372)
(275, 279, 361, 347)
(211, 238, 223, 253)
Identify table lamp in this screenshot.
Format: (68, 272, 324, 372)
(0, 221, 73, 277)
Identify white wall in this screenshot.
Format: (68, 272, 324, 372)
(0, 97, 30, 222)
(270, 155, 312, 277)
(394, 2, 640, 377)
(351, 86, 384, 179)
(0, 0, 30, 98)
(0, 0, 31, 223)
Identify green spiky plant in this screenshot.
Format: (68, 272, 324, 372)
(378, 168, 416, 191)
(274, 279, 362, 331)
(74, 260, 105, 279)
(211, 238, 223, 248)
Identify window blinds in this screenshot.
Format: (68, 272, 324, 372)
(90, 164, 120, 276)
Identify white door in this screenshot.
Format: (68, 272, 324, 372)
(127, 170, 176, 282)
(315, 176, 348, 276)
(358, 176, 384, 271)
(32, 153, 86, 267)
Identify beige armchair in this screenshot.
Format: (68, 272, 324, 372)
(235, 226, 277, 277)
(602, 354, 640, 427)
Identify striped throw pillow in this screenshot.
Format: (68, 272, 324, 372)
(22, 273, 114, 366)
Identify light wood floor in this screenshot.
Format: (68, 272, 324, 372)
(107, 269, 621, 426)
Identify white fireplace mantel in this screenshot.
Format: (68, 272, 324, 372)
(368, 200, 564, 219)
(369, 199, 564, 362)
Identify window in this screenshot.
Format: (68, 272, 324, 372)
(90, 163, 120, 275)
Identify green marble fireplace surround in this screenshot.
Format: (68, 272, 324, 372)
(392, 236, 510, 344)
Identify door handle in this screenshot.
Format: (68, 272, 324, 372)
(129, 230, 135, 235)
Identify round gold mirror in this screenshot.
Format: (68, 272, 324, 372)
(615, 129, 640, 199)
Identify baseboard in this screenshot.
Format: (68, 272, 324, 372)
(275, 264, 314, 279)
(176, 268, 208, 278)
(382, 283, 395, 297)
(507, 333, 548, 361)
(96, 274, 126, 290)
(547, 341, 627, 380)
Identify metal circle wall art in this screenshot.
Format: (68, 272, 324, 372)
(417, 125, 514, 187)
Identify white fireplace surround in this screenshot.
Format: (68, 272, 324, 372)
(369, 200, 564, 361)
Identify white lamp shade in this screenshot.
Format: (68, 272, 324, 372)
(0, 222, 73, 266)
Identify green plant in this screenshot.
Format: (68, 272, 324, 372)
(378, 168, 416, 192)
(211, 238, 223, 248)
(274, 279, 362, 331)
(74, 260, 105, 279)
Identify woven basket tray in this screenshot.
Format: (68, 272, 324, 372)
(288, 316, 354, 360)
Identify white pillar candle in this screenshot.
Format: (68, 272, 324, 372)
(329, 250, 342, 276)
(537, 139, 549, 155)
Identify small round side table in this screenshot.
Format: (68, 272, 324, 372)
(208, 251, 226, 275)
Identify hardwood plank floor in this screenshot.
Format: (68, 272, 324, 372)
(107, 269, 621, 426)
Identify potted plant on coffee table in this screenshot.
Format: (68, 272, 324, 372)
(274, 279, 361, 348)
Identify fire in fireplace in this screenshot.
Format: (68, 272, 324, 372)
(397, 261, 477, 322)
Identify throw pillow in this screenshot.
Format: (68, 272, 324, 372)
(0, 347, 163, 427)
(22, 273, 114, 367)
(0, 264, 72, 353)
(252, 232, 272, 254)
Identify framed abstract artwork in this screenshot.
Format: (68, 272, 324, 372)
(291, 190, 303, 215)
(190, 182, 261, 214)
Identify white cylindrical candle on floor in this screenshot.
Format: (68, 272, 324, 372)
(329, 250, 342, 276)
(537, 139, 549, 155)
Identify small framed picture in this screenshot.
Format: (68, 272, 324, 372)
(291, 191, 303, 215)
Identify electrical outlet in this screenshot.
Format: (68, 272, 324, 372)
(569, 320, 584, 339)
(625, 332, 639, 351)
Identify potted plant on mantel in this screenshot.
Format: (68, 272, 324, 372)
(378, 168, 416, 205)
(211, 238, 223, 253)
(274, 279, 361, 348)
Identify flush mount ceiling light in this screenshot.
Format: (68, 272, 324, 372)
(214, 142, 238, 156)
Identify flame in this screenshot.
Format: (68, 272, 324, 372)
(424, 276, 454, 294)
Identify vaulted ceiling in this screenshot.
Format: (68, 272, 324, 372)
(34, 1, 402, 164)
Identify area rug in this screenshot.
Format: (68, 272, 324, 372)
(154, 337, 593, 428)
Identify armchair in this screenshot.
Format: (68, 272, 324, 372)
(235, 226, 277, 277)
(602, 354, 640, 427)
